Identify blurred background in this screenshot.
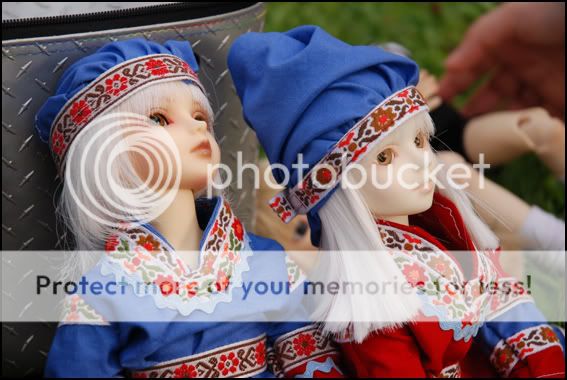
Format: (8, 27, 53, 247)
(264, 2, 565, 220)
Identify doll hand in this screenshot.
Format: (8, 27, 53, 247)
(516, 107, 565, 179)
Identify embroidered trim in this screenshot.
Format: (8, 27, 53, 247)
(285, 255, 306, 292)
(378, 224, 499, 342)
(270, 86, 428, 223)
(274, 324, 339, 374)
(490, 325, 563, 378)
(49, 53, 203, 172)
(100, 197, 253, 316)
(59, 294, 108, 325)
(432, 363, 461, 378)
(130, 333, 267, 378)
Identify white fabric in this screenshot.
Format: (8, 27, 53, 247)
(521, 206, 565, 275)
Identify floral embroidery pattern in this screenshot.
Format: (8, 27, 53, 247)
(490, 325, 563, 377)
(49, 54, 203, 172)
(274, 324, 340, 374)
(378, 224, 498, 342)
(103, 198, 246, 305)
(104, 73, 128, 96)
(130, 334, 267, 378)
(60, 295, 108, 325)
(270, 86, 428, 223)
(293, 333, 317, 357)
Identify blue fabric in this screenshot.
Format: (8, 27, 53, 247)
(44, 197, 312, 377)
(228, 25, 420, 246)
(35, 38, 201, 144)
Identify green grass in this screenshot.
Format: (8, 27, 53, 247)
(264, 2, 565, 218)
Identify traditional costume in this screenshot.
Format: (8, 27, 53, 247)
(228, 25, 565, 378)
(36, 38, 343, 378)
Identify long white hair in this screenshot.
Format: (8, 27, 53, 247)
(312, 112, 499, 342)
(57, 81, 215, 282)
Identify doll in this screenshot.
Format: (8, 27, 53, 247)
(379, 44, 565, 264)
(228, 26, 565, 378)
(35, 38, 343, 378)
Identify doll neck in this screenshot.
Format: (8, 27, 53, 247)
(375, 214, 409, 226)
(150, 189, 202, 269)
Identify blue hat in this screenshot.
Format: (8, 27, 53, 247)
(228, 25, 428, 246)
(35, 38, 203, 172)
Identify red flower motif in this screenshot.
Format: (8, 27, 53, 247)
(292, 333, 316, 357)
(105, 73, 128, 96)
(232, 219, 244, 241)
(186, 281, 198, 298)
(155, 274, 179, 296)
(215, 270, 230, 292)
(402, 263, 427, 287)
(51, 131, 67, 156)
(173, 363, 197, 378)
(105, 235, 119, 252)
(69, 99, 92, 126)
(397, 89, 409, 98)
(145, 58, 169, 76)
(218, 352, 240, 376)
(255, 341, 266, 366)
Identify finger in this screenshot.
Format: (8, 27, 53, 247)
(438, 69, 484, 100)
(461, 80, 505, 117)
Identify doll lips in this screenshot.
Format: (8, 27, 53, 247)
(191, 140, 212, 157)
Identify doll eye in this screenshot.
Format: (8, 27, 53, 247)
(149, 112, 169, 127)
(415, 131, 427, 149)
(293, 221, 309, 239)
(376, 148, 394, 165)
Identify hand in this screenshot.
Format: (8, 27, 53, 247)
(438, 3, 565, 120)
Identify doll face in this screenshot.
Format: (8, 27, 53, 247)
(129, 85, 220, 193)
(351, 113, 436, 220)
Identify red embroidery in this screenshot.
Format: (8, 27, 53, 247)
(293, 333, 317, 357)
(173, 363, 197, 378)
(69, 100, 92, 125)
(105, 73, 128, 96)
(155, 274, 179, 296)
(215, 270, 230, 292)
(232, 219, 244, 241)
(255, 341, 266, 366)
(145, 58, 169, 76)
(338, 131, 354, 148)
(218, 352, 240, 376)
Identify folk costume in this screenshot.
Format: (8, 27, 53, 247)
(35, 38, 343, 378)
(227, 25, 565, 378)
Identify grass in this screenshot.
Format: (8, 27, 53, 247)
(264, 2, 565, 218)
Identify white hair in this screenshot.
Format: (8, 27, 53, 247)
(57, 81, 216, 282)
(313, 112, 499, 342)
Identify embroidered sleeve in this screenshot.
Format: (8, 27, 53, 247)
(487, 324, 565, 378)
(272, 324, 344, 378)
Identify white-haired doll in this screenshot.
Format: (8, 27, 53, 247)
(35, 38, 343, 378)
(228, 25, 565, 378)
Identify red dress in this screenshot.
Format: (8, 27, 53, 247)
(338, 192, 565, 378)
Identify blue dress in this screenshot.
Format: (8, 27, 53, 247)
(45, 196, 342, 378)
